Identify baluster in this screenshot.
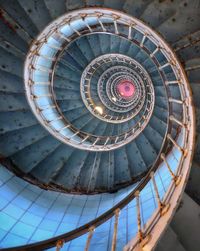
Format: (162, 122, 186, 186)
(48, 116, 62, 123)
(169, 97, 184, 104)
(150, 46, 160, 58)
(66, 18, 81, 36)
(128, 24, 133, 39)
(112, 15, 120, 35)
(165, 80, 181, 85)
(57, 31, 71, 42)
(169, 115, 186, 128)
(167, 134, 187, 157)
(56, 239, 64, 251)
(84, 226, 95, 251)
(80, 14, 93, 32)
(140, 33, 147, 47)
(111, 208, 120, 251)
(135, 191, 143, 242)
(58, 124, 70, 133)
(134, 191, 151, 249)
(159, 62, 170, 70)
(161, 154, 182, 186)
(92, 137, 99, 146)
(96, 13, 106, 32)
(150, 172, 170, 215)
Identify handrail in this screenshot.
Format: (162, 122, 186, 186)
(0, 126, 189, 251)
(0, 123, 187, 251)
(4, 7, 194, 251)
(24, 8, 177, 152)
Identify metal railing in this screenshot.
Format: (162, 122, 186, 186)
(16, 8, 196, 251)
(24, 8, 179, 151)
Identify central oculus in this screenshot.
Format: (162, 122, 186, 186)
(116, 80, 135, 98)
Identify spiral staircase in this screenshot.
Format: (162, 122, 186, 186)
(0, 1, 199, 250)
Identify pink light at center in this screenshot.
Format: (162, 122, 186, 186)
(117, 80, 135, 98)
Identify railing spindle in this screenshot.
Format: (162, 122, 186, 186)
(111, 208, 120, 251)
(150, 172, 170, 215)
(135, 191, 143, 242)
(169, 97, 184, 104)
(167, 134, 187, 157)
(169, 115, 185, 127)
(161, 153, 181, 186)
(84, 226, 95, 251)
(56, 239, 64, 251)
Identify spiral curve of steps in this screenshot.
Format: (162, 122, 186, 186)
(0, 1, 199, 251)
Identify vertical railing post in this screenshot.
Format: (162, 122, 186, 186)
(134, 191, 151, 249)
(96, 13, 106, 32)
(135, 191, 143, 242)
(112, 14, 120, 35)
(169, 115, 186, 127)
(150, 172, 170, 216)
(111, 208, 120, 251)
(56, 239, 64, 251)
(161, 153, 181, 186)
(167, 134, 187, 157)
(84, 226, 95, 251)
(168, 97, 184, 104)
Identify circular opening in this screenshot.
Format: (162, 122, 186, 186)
(116, 80, 135, 98)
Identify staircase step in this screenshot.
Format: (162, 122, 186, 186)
(155, 97, 168, 110)
(54, 150, 90, 189)
(157, 2, 200, 43)
(60, 51, 84, 72)
(55, 59, 82, 81)
(0, 47, 23, 77)
(143, 124, 163, 153)
(87, 34, 103, 57)
(141, 0, 177, 29)
(58, 99, 84, 112)
(0, 110, 37, 134)
(104, 0, 124, 9)
(123, 0, 152, 18)
(135, 133, 157, 167)
(11, 135, 60, 173)
(66, 0, 85, 11)
(153, 106, 168, 123)
(17, 0, 51, 31)
(126, 141, 147, 176)
(154, 86, 167, 98)
(176, 40, 200, 62)
(0, 0, 37, 41)
(54, 74, 79, 91)
(0, 70, 24, 93)
(0, 93, 30, 112)
(0, 38, 26, 60)
(31, 144, 73, 182)
(76, 36, 95, 63)
(149, 115, 167, 136)
(44, 0, 66, 19)
(95, 151, 110, 190)
(87, 0, 104, 6)
(86, 152, 102, 192)
(0, 124, 48, 156)
(80, 117, 101, 134)
(114, 147, 131, 184)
